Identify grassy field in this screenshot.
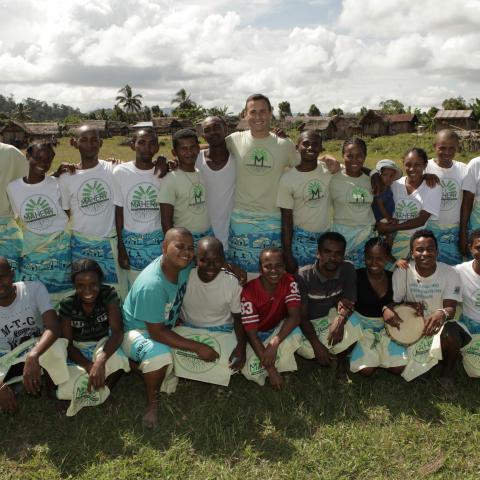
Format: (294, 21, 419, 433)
(47, 132, 475, 173)
(5, 132, 480, 479)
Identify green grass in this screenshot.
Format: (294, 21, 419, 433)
(47, 132, 475, 174)
(7, 132, 480, 479)
(3, 361, 480, 479)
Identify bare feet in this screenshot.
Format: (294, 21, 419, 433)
(142, 403, 158, 429)
(335, 368, 352, 385)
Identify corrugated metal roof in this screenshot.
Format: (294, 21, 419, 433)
(434, 110, 474, 119)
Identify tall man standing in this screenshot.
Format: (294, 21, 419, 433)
(226, 94, 299, 272)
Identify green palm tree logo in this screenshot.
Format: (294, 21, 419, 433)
(440, 179, 458, 210)
(79, 179, 110, 215)
(130, 184, 158, 221)
(395, 200, 418, 220)
(23, 196, 55, 230)
(350, 187, 368, 204)
(308, 180, 322, 200)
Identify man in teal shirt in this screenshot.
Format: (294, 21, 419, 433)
(122, 227, 219, 428)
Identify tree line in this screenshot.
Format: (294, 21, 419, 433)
(1, 85, 479, 130)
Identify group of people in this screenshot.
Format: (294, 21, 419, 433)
(1, 92, 480, 429)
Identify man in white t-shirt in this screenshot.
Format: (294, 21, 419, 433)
(225, 94, 299, 272)
(0, 257, 68, 413)
(460, 156, 480, 256)
(0, 142, 28, 275)
(113, 128, 163, 287)
(425, 129, 467, 265)
(383, 229, 466, 388)
(196, 117, 235, 251)
(455, 229, 480, 377)
(59, 125, 125, 296)
(172, 237, 245, 385)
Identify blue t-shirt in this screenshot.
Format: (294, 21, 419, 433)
(122, 256, 193, 332)
(372, 187, 394, 221)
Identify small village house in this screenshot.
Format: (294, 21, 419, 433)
(386, 113, 418, 135)
(0, 120, 60, 148)
(434, 110, 477, 132)
(359, 110, 388, 137)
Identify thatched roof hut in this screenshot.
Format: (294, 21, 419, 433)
(385, 113, 418, 135)
(359, 110, 388, 137)
(330, 115, 361, 139)
(0, 121, 60, 148)
(434, 110, 477, 132)
(152, 117, 194, 135)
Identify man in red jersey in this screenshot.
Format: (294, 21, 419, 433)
(240, 247, 302, 389)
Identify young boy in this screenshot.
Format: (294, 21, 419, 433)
(277, 130, 333, 272)
(371, 159, 403, 225)
(7, 141, 71, 305)
(172, 236, 245, 386)
(240, 247, 302, 389)
(113, 128, 163, 288)
(158, 129, 212, 246)
(426, 129, 467, 265)
(121, 228, 219, 428)
(59, 126, 126, 298)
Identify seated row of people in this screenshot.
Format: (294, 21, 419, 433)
(2, 227, 480, 429)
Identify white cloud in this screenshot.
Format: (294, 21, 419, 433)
(0, 0, 478, 113)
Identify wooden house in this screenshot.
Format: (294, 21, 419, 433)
(24, 122, 60, 142)
(108, 121, 129, 136)
(359, 110, 388, 137)
(66, 120, 109, 138)
(386, 114, 418, 135)
(331, 115, 362, 139)
(434, 110, 477, 132)
(152, 117, 194, 135)
(0, 120, 29, 148)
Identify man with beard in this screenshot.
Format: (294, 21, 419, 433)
(296, 232, 362, 382)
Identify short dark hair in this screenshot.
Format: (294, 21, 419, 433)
(364, 236, 391, 257)
(172, 128, 199, 150)
(132, 127, 157, 142)
(71, 258, 104, 283)
(299, 129, 322, 143)
(259, 246, 285, 265)
(317, 232, 347, 252)
(409, 228, 438, 252)
(469, 229, 480, 245)
(342, 137, 367, 157)
(245, 93, 272, 112)
(26, 141, 55, 157)
(404, 147, 428, 165)
(436, 129, 459, 145)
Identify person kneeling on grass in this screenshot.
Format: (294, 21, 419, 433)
(172, 237, 246, 386)
(296, 232, 362, 383)
(56, 259, 130, 416)
(121, 227, 219, 428)
(240, 247, 302, 389)
(0, 257, 68, 414)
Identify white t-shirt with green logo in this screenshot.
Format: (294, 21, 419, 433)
(112, 161, 162, 234)
(391, 177, 442, 235)
(425, 159, 467, 225)
(158, 169, 210, 234)
(276, 164, 332, 232)
(226, 131, 299, 214)
(393, 261, 462, 317)
(455, 260, 480, 322)
(59, 160, 115, 237)
(329, 170, 374, 226)
(7, 177, 68, 234)
(462, 156, 480, 201)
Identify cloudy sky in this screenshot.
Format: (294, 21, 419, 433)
(1, 0, 479, 114)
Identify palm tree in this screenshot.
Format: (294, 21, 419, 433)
(116, 85, 143, 114)
(11, 103, 32, 122)
(171, 89, 195, 109)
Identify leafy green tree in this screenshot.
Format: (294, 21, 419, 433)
(441, 96, 468, 110)
(151, 105, 164, 117)
(308, 104, 321, 116)
(379, 99, 405, 114)
(11, 103, 32, 121)
(469, 98, 480, 120)
(278, 101, 292, 119)
(206, 105, 232, 117)
(142, 106, 152, 121)
(359, 106, 368, 116)
(328, 108, 344, 116)
(116, 84, 143, 115)
(111, 105, 128, 122)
